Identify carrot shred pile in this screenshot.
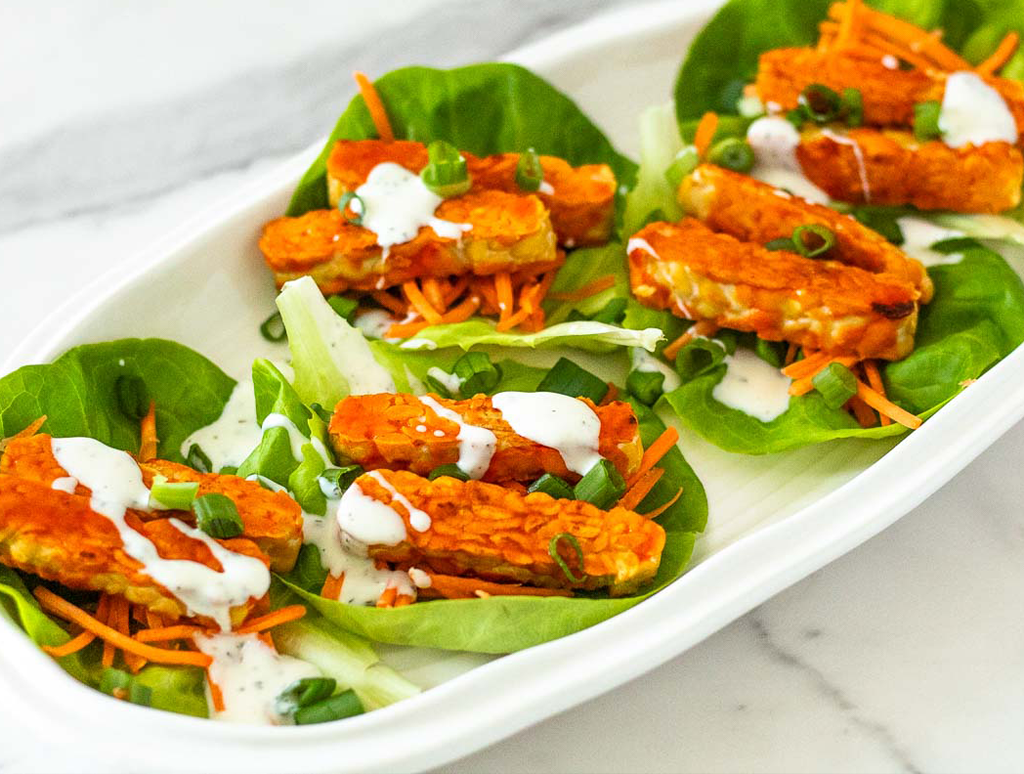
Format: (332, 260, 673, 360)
(693, 111, 720, 156)
(618, 467, 665, 512)
(353, 71, 394, 142)
(629, 427, 680, 488)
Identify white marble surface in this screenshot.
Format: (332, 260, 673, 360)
(2, 2, 1024, 772)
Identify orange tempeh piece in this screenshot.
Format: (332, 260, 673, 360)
(326, 139, 616, 247)
(352, 470, 666, 596)
(677, 164, 932, 301)
(796, 127, 1024, 214)
(260, 190, 560, 295)
(628, 218, 919, 360)
(329, 393, 642, 483)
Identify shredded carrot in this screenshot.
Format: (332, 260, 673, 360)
(494, 272, 515, 323)
(642, 488, 683, 520)
(402, 281, 443, 325)
(781, 351, 829, 379)
(135, 625, 207, 643)
(977, 31, 1020, 75)
(856, 380, 922, 429)
(851, 4, 969, 70)
(421, 278, 448, 313)
(372, 290, 406, 315)
(860, 29, 942, 71)
(549, 275, 616, 302)
(138, 401, 158, 462)
(442, 294, 481, 324)
(424, 572, 572, 599)
(258, 632, 276, 649)
(207, 674, 226, 713)
(629, 427, 679, 487)
(443, 276, 469, 307)
(863, 360, 891, 426)
(847, 395, 878, 428)
(97, 595, 115, 668)
(353, 71, 394, 142)
(618, 467, 665, 512)
(693, 111, 719, 157)
(111, 596, 146, 673)
(34, 588, 213, 668)
(784, 343, 799, 367)
(663, 321, 718, 361)
(43, 629, 96, 658)
(376, 586, 399, 608)
(235, 605, 307, 635)
(835, 0, 862, 49)
(321, 573, 345, 600)
(145, 609, 165, 630)
(12, 416, 47, 440)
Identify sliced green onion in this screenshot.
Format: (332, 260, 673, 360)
(753, 338, 786, 368)
(428, 463, 470, 482)
(812, 362, 858, 409)
(913, 100, 942, 141)
(528, 473, 575, 500)
(192, 493, 243, 539)
(589, 297, 628, 325)
(515, 147, 545, 192)
(309, 402, 333, 424)
(764, 237, 797, 251)
(219, 465, 238, 476)
(536, 357, 608, 404)
(148, 475, 200, 511)
(186, 444, 213, 474)
(260, 311, 287, 342)
(327, 295, 359, 322)
(337, 192, 365, 226)
(425, 373, 453, 399)
(791, 224, 836, 258)
(236, 426, 299, 487)
(664, 145, 701, 189)
(626, 369, 666, 407)
(452, 351, 502, 396)
(841, 88, 863, 127)
(319, 464, 363, 499)
(676, 338, 727, 382)
(295, 689, 364, 725)
(799, 83, 842, 123)
(115, 375, 149, 421)
(420, 140, 471, 198)
(573, 459, 626, 510)
(548, 533, 587, 584)
(275, 677, 338, 719)
(706, 138, 755, 173)
(785, 106, 808, 130)
(292, 543, 328, 593)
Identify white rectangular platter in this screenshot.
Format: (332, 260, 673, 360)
(3, 2, 1024, 772)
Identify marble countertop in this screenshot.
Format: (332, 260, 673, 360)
(2, 2, 1023, 771)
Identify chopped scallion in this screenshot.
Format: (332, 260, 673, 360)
(420, 140, 471, 198)
(192, 493, 243, 539)
(764, 237, 796, 252)
(799, 83, 842, 123)
(791, 224, 836, 258)
(327, 295, 359, 322)
(664, 145, 701, 189)
(548, 532, 587, 584)
(573, 459, 626, 510)
(528, 473, 575, 500)
(536, 357, 608, 404)
(706, 137, 755, 173)
(186, 444, 213, 475)
(626, 369, 666, 406)
(785, 106, 808, 130)
(149, 475, 200, 511)
(515, 147, 544, 192)
(452, 352, 501, 396)
(812, 362, 858, 408)
(275, 677, 337, 719)
(260, 311, 287, 343)
(337, 192, 365, 226)
(425, 374, 453, 399)
(913, 100, 942, 141)
(841, 88, 863, 127)
(428, 463, 470, 482)
(294, 689, 364, 725)
(115, 375, 149, 421)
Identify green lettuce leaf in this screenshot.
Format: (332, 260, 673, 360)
(395, 318, 663, 353)
(0, 339, 234, 462)
(286, 63, 636, 220)
(664, 246, 1024, 453)
(280, 405, 705, 654)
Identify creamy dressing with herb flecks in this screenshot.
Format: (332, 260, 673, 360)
(418, 396, 496, 479)
(354, 309, 400, 340)
(939, 72, 1017, 148)
(491, 391, 603, 476)
(365, 470, 431, 532)
(196, 632, 321, 724)
(895, 217, 966, 266)
(745, 117, 830, 204)
(335, 477, 408, 546)
(50, 437, 270, 630)
(260, 413, 332, 466)
(712, 349, 792, 422)
(355, 162, 471, 254)
(181, 381, 263, 471)
(631, 348, 681, 392)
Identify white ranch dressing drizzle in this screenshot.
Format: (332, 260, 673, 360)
(426, 366, 463, 396)
(180, 380, 263, 471)
(335, 478, 408, 546)
(631, 348, 681, 392)
(418, 396, 496, 479)
(353, 308, 400, 340)
(895, 216, 966, 266)
(939, 72, 1017, 148)
(260, 413, 332, 467)
(365, 470, 431, 532)
(196, 632, 321, 725)
(50, 438, 270, 631)
(408, 567, 432, 589)
(490, 391, 604, 476)
(51, 476, 78, 494)
(712, 349, 792, 422)
(355, 162, 471, 254)
(627, 237, 659, 259)
(819, 128, 871, 202)
(538, 180, 555, 195)
(745, 117, 831, 205)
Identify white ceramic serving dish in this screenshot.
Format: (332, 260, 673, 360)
(4, 1, 1024, 771)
